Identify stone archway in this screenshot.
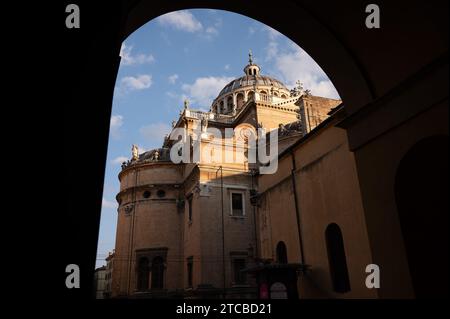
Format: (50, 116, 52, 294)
(62, 1, 448, 299)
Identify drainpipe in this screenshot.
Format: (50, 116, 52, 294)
(216, 166, 226, 298)
(290, 152, 305, 264)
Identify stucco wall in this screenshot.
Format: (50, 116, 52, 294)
(258, 122, 376, 298)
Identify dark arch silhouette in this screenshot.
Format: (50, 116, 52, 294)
(325, 223, 351, 293)
(151, 256, 165, 289)
(276, 241, 288, 264)
(137, 257, 150, 291)
(61, 1, 449, 298)
(395, 135, 449, 298)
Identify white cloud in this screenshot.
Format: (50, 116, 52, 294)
(260, 25, 339, 99)
(158, 11, 203, 32)
(119, 74, 152, 92)
(120, 43, 155, 66)
(110, 115, 123, 129)
(264, 26, 282, 61)
(205, 26, 219, 36)
(182, 76, 234, 108)
(157, 11, 219, 39)
(166, 91, 178, 99)
(110, 115, 123, 139)
(139, 123, 172, 145)
(201, 26, 220, 40)
(111, 156, 128, 165)
(266, 41, 279, 61)
(274, 47, 340, 99)
(214, 17, 223, 28)
(168, 74, 179, 84)
(264, 26, 282, 40)
(102, 197, 117, 209)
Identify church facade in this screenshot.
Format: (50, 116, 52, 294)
(110, 54, 342, 298)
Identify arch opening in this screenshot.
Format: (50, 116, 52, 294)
(151, 256, 165, 289)
(96, 7, 366, 299)
(137, 257, 150, 291)
(325, 223, 351, 293)
(276, 241, 288, 264)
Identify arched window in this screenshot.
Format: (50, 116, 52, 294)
(276, 241, 288, 264)
(137, 257, 149, 291)
(227, 96, 233, 111)
(259, 90, 268, 102)
(247, 91, 255, 102)
(236, 93, 244, 109)
(244, 139, 249, 161)
(325, 223, 351, 293)
(281, 94, 287, 98)
(151, 256, 164, 289)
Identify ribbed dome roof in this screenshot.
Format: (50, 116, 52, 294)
(218, 75, 289, 96)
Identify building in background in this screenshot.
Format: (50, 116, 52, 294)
(103, 250, 115, 298)
(111, 54, 340, 298)
(93, 266, 107, 299)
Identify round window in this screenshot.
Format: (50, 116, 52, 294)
(143, 191, 151, 198)
(157, 190, 166, 198)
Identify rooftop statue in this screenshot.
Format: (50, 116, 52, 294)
(132, 144, 139, 161)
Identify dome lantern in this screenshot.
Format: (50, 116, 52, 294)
(244, 50, 260, 76)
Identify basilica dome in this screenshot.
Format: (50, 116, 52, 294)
(211, 51, 292, 115)
(217, 74, 289, 96)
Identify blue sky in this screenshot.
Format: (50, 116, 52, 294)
(96, 9, 339, 268)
